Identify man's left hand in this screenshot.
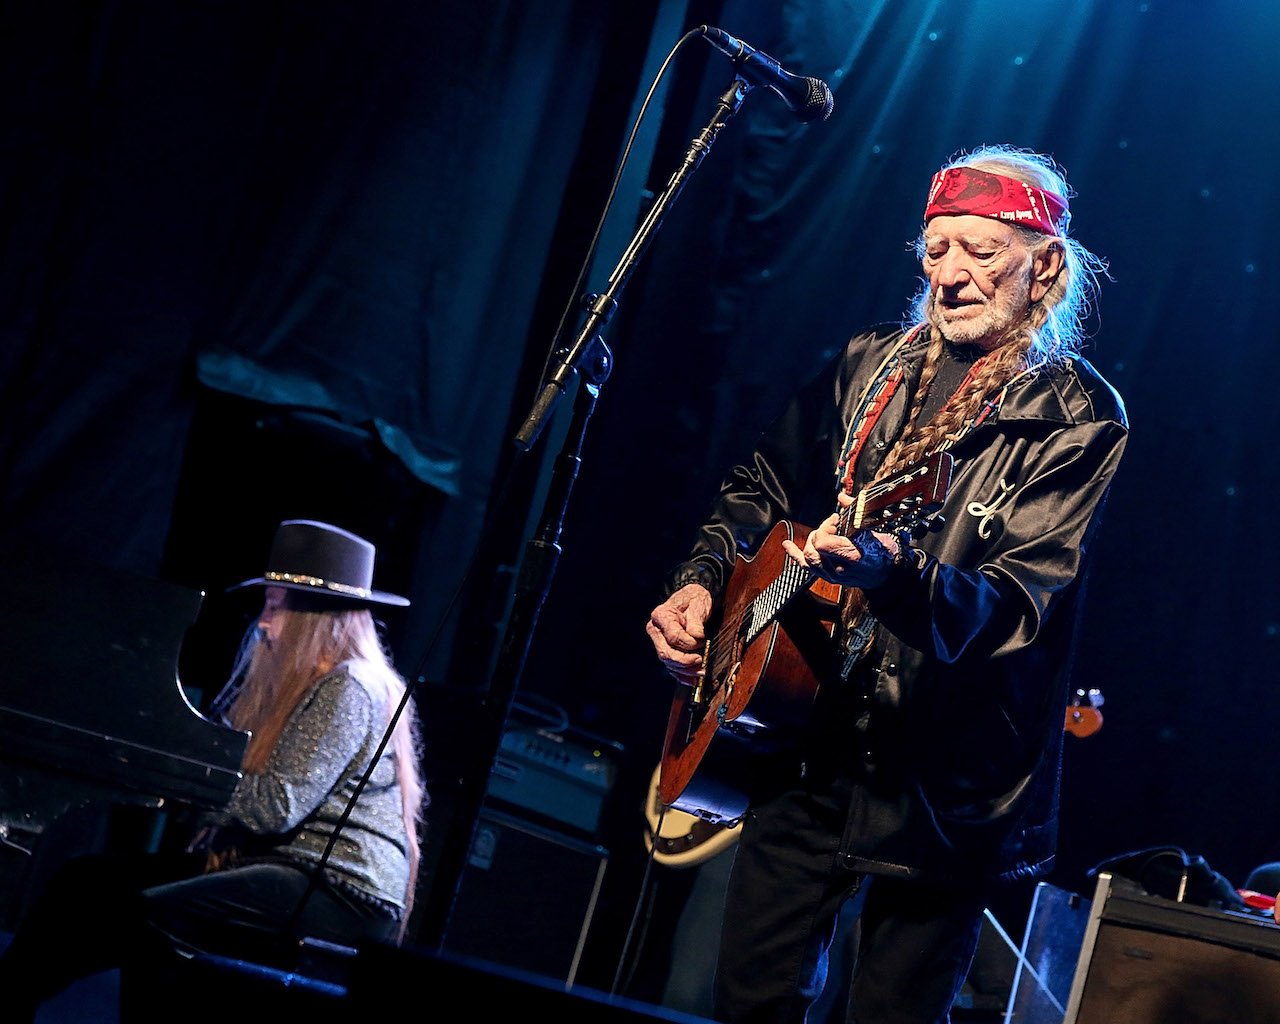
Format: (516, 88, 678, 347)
(781, 515, 899, 589)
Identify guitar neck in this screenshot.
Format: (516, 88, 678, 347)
(742, 461, 943, 648)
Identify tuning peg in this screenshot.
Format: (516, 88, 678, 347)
(910, 514, 945, 538)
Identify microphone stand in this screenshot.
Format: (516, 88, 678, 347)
(514, 77, 751, 452)
(417, 76, 753, 954)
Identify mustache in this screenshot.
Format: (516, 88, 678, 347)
(933, 286, 985, 304)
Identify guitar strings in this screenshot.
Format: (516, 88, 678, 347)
(701, 472, 902, 689)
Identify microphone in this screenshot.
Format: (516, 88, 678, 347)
(699, 25, 834, 124)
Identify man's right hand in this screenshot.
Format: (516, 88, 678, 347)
(646, 583, 714, 686)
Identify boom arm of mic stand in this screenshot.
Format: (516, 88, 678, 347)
(513, 77, 750, 452)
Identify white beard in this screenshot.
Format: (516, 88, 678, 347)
(929, 275, 1031, 347)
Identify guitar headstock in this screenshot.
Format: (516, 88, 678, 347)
(846, 451, 954, 536)
(1065, 687, 1104, 738)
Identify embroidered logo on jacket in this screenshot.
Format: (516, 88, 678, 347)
(967, 479, 1015, 538)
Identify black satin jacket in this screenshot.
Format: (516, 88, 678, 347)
(667, 325, 1129, 883)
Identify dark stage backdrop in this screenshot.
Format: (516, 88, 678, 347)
(2, 0, 1280, 1006)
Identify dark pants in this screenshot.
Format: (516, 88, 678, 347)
(714, 778, 988, 1024)
(0, 850, 396, 1021)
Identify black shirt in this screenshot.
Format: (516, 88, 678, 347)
(917, 341, 983, 426)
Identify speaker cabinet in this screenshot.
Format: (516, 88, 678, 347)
(1064, 872, 1280, 1023)
(440, 808, 608, 986)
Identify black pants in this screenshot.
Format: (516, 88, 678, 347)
(714, 777, 988, 1024)
(0, 850, 397, 1021)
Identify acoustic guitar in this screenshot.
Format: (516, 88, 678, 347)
(646, 686, 1107, 868)
(658, 451, 953, 826)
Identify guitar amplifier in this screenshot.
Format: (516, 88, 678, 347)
(485, 721, 623, 838)
(1063, 872, 1280, 1022)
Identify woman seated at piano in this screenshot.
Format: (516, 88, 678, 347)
(0, 520, 427, 1021)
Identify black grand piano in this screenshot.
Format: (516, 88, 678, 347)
(0, 549, 249, 928)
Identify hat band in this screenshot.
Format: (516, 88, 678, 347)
(265, 571, 372, 599)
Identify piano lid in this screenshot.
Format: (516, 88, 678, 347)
(0, 545, 248, 829)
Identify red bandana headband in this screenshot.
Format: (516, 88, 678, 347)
(924, 166, 1068, 236)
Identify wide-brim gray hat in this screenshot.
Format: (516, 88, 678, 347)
(229, 519, 410, 607)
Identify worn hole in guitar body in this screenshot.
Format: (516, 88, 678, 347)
(713, 601, 838, 733)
